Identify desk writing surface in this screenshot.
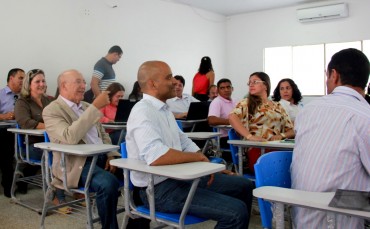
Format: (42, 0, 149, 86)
(253, 186, 370, 219)
(7, 128, 45, 136)
(185, 132, 221, 140)
(34, 142, 119, 156)
(101, 123, 127, 130)
(227, 140, 294, 149)
(0, 121, 17, 127)
(110, 159, 225, 180)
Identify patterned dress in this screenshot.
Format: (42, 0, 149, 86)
(231, 98, 293, 171)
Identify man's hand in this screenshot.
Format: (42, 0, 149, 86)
(92, 91, 110, 109)
(1, 112, 15, 120)
(105, 156, 117, 174)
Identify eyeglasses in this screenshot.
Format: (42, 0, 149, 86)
(247, 80, 264, 86)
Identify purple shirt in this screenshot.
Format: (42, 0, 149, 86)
(0, 86, 19, 114)
(208, 96, 238, 136)
(291, 86, 370, 228)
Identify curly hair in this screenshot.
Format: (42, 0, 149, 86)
(272, 78, 302, 105)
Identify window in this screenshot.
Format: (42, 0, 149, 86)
(264, 40, 368, 95)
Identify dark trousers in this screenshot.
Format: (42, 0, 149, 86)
(0, 129, 15, 195)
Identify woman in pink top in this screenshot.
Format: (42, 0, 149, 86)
(100, 82, 125, 145)
(192, 56, 215, 101)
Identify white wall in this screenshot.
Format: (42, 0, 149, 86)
(0, 0, 226, 97)
(226, 0, 370, 99)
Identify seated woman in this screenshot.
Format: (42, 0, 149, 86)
(272, 78, 303, 122)
(229, 72, 294, 173)
(100, 82, 125, 145)
(128, 81, 142, 102)
(14, 69, 71, 213)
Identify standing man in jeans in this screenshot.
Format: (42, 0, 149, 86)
(0, 68, 25, 197)
(126, 60, 254, 229)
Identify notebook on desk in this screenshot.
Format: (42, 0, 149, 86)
(106, 99, 137, 125)
(329, 189, 370, 212)
(176, 101, 210, 121)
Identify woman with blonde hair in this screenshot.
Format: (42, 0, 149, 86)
(14, 69, 71, 213)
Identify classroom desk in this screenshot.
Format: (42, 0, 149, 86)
(7, 128, 46, 212)
(34, 142, 119, 228)
(102, 123, 127, 145)
(110, 158, 225, 227)
(227, 140, 294, 175)
(211, 125, 232, 151)
(253, 186, 370, 229)
(0, 120, 17, 127)
(178, 119, 207, 132)
(185, 132, 222, 154)
(7, 128, 45, 163)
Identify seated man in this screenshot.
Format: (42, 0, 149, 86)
(207, 84, 218, 101)
(208, 78, 238, 150)
(291, 48, 370, 228)
(166, 75, 198, 119)
(0, 68, 25, 197)
(126, 61, 254, 229)
(43, 69, 120, 229)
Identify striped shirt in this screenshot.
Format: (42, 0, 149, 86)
(126, 94, 200, 187)
(291, 86, 370, 229)
(93, 57, 116, 91)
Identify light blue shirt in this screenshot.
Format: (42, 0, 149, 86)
(126, 94, 200, 187)
(0, 86, 19, 114)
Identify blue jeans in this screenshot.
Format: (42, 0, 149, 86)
(79, 160, 119, 229)
(140, 173, 254, 229)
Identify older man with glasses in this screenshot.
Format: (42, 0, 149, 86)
(0, 68, 25, 197)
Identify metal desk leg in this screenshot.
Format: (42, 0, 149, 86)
(238, 146, 243, 175)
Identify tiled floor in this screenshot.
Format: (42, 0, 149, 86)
(0, 184, 265, 229)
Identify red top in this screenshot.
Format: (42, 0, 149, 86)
(193, 72, 209, 94)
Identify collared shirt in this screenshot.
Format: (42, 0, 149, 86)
(0, 86, 19, 114)
(60, 96, 103, 145)
(166, 93, 199, 114)
(208, 96, 238, 136)
(126, 94, 200, 187)
(291, 86, 370, 229)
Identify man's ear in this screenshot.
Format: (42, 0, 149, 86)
(331, 69, 341, 85)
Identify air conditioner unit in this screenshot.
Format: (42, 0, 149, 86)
(297, 3, 348, 23)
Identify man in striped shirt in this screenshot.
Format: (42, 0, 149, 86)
(291, 48, 370, 228)
(90, 45, 123, 97)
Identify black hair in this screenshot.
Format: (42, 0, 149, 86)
(272, 78, 302, 105)
(217, 78, 232, 88)
(108, 45, 123, 55)
(327, 48, 369, 89)
(174, 75, 185, 86)
(7, 68, 24, 82)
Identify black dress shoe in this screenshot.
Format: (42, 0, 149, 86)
(3, 187, 11, 198)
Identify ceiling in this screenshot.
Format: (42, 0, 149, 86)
(170, 0, 329, 16)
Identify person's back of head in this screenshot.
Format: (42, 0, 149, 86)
(198, 56, 213, 74)
(327, 48, 369, 89)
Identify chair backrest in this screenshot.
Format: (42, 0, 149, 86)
(43, 132, 53, 167)
(254, 151, 293, 229)
(176, 120, 183, 131)
(228, 128, 240, 166)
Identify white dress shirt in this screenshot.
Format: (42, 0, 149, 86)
(126, 94, 200, 187)
(166, 93, 199, 114)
